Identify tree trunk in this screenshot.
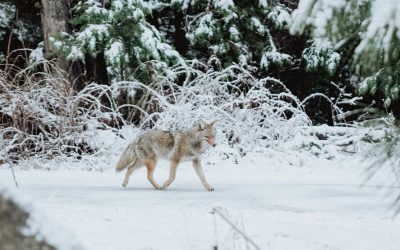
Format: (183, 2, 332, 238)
(41, 0, 87, 91)
(40, 0, 70, 71)
(173, 11, 188, 56)
(84, 53, 109, 85)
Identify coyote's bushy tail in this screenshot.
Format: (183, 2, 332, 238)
(116, 144, 137, 172)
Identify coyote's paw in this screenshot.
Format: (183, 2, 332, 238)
(122, 183, 127, 188)
(207, 186, 214, 192)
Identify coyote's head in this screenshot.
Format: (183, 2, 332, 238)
(194, 120, 218, 147)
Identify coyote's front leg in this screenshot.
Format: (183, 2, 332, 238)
(145, 158, 161, 190)
(161, 159, 179, 190)
(192, 159, 214, 191)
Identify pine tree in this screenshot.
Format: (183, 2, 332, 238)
(53, 0, 343, 123)
(0, 0, 42, 64)
(0, 1, 15, 62)
(170, 0, 293, 70)
(291, 0, 400, 212)
(52, 0, 184, 82)
(156, 0, 342, 124)
(291, 0, 400, 108)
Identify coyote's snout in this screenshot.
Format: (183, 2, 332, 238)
(115, 120, 218, 191)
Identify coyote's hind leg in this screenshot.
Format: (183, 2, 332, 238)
(122, 165, 135, 187)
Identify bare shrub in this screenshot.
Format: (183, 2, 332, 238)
(112, 59, 313, 155)
(0, 55, 124, 162)
(1, 55, 354, 163)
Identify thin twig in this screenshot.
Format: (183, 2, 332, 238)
(212, 207, 263, 250)
(9, 163, 19, 188)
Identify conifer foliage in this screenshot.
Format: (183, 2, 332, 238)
(291, 0, 400, 107)
(174, 0, 293, 69)
(52, 0, 183, 82)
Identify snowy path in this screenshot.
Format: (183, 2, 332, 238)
(1, 157, 399, 250)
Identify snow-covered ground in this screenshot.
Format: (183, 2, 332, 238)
(1, 151, 399, 250)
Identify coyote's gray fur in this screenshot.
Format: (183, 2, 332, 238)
(116, 120, 217, 191)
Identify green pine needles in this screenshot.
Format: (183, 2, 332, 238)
(52, 0, 183, 82)
(182, 0, 293, 69)
(292, 0, 400, 106)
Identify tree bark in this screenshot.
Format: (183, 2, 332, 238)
(40, 0, 70, 71)
(41, 0, 88, 91)
(173, 11, 188, 56)
(84, 53, 109, 85)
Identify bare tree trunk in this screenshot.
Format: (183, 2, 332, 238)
(85, 52, 109, 85)
(41, 0, 88, 91)
(41, 0, 70, 72)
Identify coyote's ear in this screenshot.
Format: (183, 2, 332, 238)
(209, 119, 219, 127)
(196, 119, 206, 130)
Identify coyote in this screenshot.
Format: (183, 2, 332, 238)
(116, 120, 217, 191)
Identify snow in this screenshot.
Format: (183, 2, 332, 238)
(138, 23, 183, 63)
(355, 0, 400, 59)
(290, 0, 347, 37)
(85, 0, 107, 16)
(238, 54, 247, 65)
(302, 38, 340, 75)
(251, 17, 265, 35)
(260, 50, 292, 70)
(28, 42, 44, 65)
(229, 26, 240, 41)
(105, 41, 124, 65)
(292, 0, 400, 60)
(214, 0, 234, 11)
(0, 184, 83, 250)
(0, 2, 15, 38)
(112, 0, 124, 11)
(171, 0, 194, 11)
(67, 45, 84, 61)
(1, 149, 399, 250)
(259, 0, 268, 8)
(76, 24, 110, 51)
(190, 13, 215, 40)
(267, 5, 292, 29)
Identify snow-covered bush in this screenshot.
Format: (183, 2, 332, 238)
(2, 55, 311, 162)
(0, 56, 126, 162)
(111, 59, 351, 157)
(1, 52, 360, 164)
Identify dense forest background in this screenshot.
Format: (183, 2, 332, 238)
(1, 0, 400, 163)
(2, 0, 398, 123)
